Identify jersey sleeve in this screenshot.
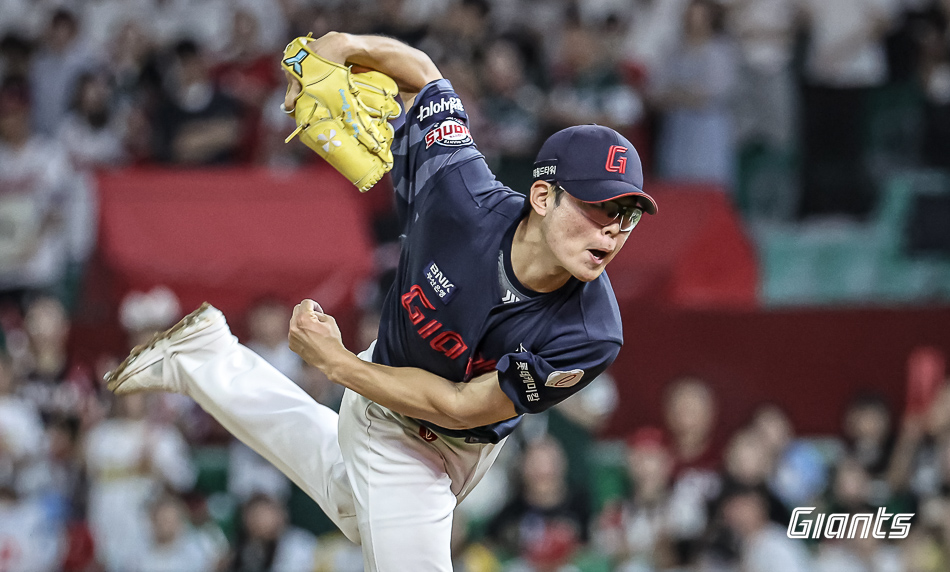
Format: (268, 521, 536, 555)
(390, 79, 481, 231)
(494, 339, 621, 415)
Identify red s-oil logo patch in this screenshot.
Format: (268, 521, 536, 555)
(425, 118, 473, 148)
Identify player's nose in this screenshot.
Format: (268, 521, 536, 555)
(601, 221, 623, 239)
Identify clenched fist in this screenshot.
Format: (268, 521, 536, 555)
(288, 299, 346, 371)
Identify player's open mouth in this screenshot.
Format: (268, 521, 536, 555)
(588, 249, 609, 263)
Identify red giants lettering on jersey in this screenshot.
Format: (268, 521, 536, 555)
(401, 285, 469, 359)
(465, 354, 497, 381)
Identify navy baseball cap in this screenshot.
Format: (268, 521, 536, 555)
(532, 124, 657, 215)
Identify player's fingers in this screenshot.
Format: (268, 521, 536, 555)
(300, 299, 325, 315)
(283, 73, 302, 114)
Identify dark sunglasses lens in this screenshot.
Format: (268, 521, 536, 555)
(583, 204, 616, 227)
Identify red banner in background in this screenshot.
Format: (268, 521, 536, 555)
(77, 165, 376, 365)
(608, 182, 759, 309)
(91, 171, 757, 323)
(95, 166, 374, 318)
(611, 305, 950, 438)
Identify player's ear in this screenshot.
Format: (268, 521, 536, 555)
(528, 181, 553, 217)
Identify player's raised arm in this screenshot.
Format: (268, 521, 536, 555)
(279, 32, 444, 193)
(309, 32, 442, 107)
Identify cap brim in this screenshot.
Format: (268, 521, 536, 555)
(562, 179, 657, 215)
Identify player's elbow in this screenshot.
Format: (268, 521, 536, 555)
(430, 396, 477, 431)
(416, 58, 442, 86)
(431, 388, 518, 431)
(400, 57, 442, 95)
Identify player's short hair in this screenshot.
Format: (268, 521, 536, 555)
(551, 184, 566, 206)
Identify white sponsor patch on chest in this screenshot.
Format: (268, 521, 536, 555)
(424, 260, 457, 302)
(545, 369, 584, 388)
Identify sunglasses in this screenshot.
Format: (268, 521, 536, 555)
(556, 185, 643, 232)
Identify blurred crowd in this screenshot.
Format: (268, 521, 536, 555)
(1, 0, 949, 306)
(0, 0, 949, 268)
(1, 285, 950, 572)
(1, 0, 950, 571)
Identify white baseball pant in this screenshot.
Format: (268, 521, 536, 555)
(169, 338, 506, 571)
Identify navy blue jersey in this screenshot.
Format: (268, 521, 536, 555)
(372, 79, 623, 443)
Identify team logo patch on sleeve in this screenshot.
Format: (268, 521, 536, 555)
(425, 118, 472, 149)
(545, 369, 584, 388)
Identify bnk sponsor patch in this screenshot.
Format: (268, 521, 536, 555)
(424, 260, 457, 303)
(425, 118, 472, 148)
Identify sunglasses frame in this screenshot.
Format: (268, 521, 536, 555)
(554, 185, 642, 232)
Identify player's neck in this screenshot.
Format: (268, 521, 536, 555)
(510, 217, 571, 293)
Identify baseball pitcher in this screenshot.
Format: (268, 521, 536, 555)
(105, 32, 657, 571)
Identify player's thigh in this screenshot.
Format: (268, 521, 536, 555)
(338, 389, 456, 571)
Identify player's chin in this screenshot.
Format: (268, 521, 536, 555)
(571, 258, 608, 282)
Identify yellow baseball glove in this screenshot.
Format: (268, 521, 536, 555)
(281, 35, 400, 192)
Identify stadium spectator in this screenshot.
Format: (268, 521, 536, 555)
(84, 393, 196, 572)
(662, 376, 723, 565)
(827, 456, 876, 515)
(919, 13, 950, 170)
(232, 492, 320, 572)
(151, 39, 242, 165)
(28, 9, 100, 137)
(137, 493, 216, 572)
(0, 79, 81, 304)
(450, 510, 503, 572)
(14, 296, 96, 427)
(0, 33, 32, 81)
(663, 377, 721, 476)
(477, 38, 544, 192)
(751, 404, 829, 509)
(545, 12, 645, 137)
(842, 393, 896, 491)
(798, 0, 897, 218)
(814, 535, 903, 572)
(720, 487, 813, 572)
(59, 71, 127, 170)
(0, 351, 44, 493)
(487, 436, 590, 570)
(650, 0, 739, 189)
(547, 371, 620, 492)
(725, 0, 800, 219)
(210, 8, 280, 163)
(244, 298, 303, 383)
(726, 0, 798, 152)
(620, 0, 691, 81)
(595, 426, 677, 571)
(0, 483, 64, 572)
(118, 286, 182, 349)
(715, 429, 790, 525)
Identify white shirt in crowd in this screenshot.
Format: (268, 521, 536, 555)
(0, 496, 64, 572)
(0, 137, 76, 290)
(84, 417, 196, 572)
(743, 523, 814, 572)
(799, 0, 899, 87)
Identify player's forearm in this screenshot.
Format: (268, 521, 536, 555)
(321, 350, 467, 428)
(322, 351, 502, 430)
(339, 34, 441, 94)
